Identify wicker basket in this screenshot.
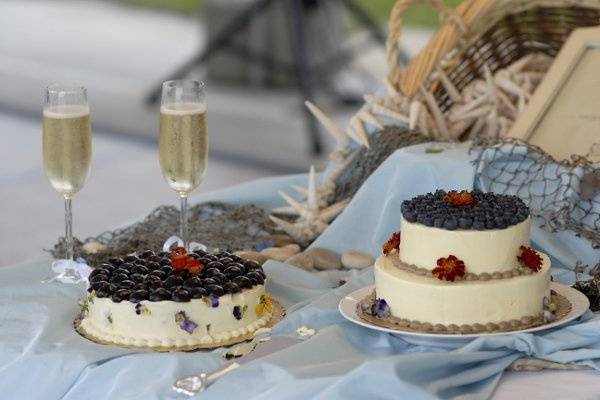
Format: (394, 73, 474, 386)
(385, 0, 600, 138)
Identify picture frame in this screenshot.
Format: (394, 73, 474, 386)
(508, 26, 600, 161)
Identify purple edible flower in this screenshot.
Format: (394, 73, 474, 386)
(175, 311, 198, 334)
(233, 305, 242, 320)
(135, 303, 141, 315)
(370, 298, 390, 318)
(209, 294, 219, 308)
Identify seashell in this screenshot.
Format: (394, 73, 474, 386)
(437, 69, 462, 103)
(409, 100, 421, 130)
(357, 108, 384, 130)
(419, 85, 449, 138)
(284, 252, 314, 271)
(305, 247, 341, 270)
(260, 246, 299, 262)
(304, 101, 350, 148)
(82, 241, 107, 254)
(306, 165, 318, 211)
(319, 199, 350, 222)
(261, 234, 296, 247)
(269, 216, 316, 247)
(348, 116, 371, 148)
(370, 103, 410, 125)
(234, 251, 268, 265)
(341, 250, 374, 269)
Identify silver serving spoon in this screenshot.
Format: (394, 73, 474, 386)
(173, 362, 241, 396)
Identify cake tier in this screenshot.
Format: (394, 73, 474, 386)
(374, 253, 550, 326)
(399, 216, 530, 274)
(80, 285, 272, 348)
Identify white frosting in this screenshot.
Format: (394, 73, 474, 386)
(80, 285, 272, 348)
(374, 253, 551, 325)
(399, 217, 530, 274)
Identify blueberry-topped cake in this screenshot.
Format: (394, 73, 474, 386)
(363, 190, 556, 333)
(77, 247, 276, 349)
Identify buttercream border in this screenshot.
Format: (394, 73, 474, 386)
(74, 300, 285, 351)
(356, 291, 571, 335)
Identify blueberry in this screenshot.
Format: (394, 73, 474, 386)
(129, 290, 149, 303)
(140, 250, 155, 259)
(89, 268, 110, 279)
(163, 275, 183, 288)
(132, 265, 149, 275)
(149, 288, 172, 302)
(198, 257, 212, 266)
(193, 249, 207, 257)
(147, 255, 161, 263)
(90, 281, 108, 291)
(158, 251, 170, 258)
(202, 278, 217, 286)
(189, 287, 207, 299)
(173, 289, 191, 302)
(90, 274, 109, 284)
(485, 219, 496, 229)
(244, 261, 261, 270)
(113, 268, 130, 276)
(458, 217, 473, 229)
(233, 276, 253, 289)
(149, 270, 166, 280)
(433, 217, 445, 228)
(246, 271, 264, 285)
(183, 277, 202, 289)
(422, 216, 434, 227)
(443, 217, 458, 230)
(110, 273, 129, 284)
(160, 265, 173, 275)
(145, 274, 162, 284)
(404, 211, 417, 222)
(123, 255, 139, 263)
(112, 289, 130, 303)
(159, 258, 171, 267)
(119, 280, 135, 289)
(130, 273, 145, 283)
(219, 257, 234, 265)
(211, 273, 229, 285)
(108, 258, 123, 267)
(95, 283, 112, 298)
(206, 261, 224, 271)
(175, 269, 190, 280)
(206, 285, 224, 296)
(223, 282, 241, 294)
(253, 269, 266, 279)
(224, 266, 243, 277)
(203, 268, 221, 277)
(132, 283, 147, 291)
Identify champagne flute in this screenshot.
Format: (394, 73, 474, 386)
(43, 84, 92, 280)
(159, 80, 208, 249)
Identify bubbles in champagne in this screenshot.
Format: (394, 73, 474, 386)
(42, 105, 92, 197)
(159, 103, 208, 195)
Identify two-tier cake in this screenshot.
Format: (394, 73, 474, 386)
(76, 247, 279, 350)
(360, 190, 561, 334)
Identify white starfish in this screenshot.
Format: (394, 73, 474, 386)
(270, 165, 350, 246)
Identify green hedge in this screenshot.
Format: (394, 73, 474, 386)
(118, 0, 462, 28)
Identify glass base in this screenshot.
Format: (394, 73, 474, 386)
(42, 259, 91, 284)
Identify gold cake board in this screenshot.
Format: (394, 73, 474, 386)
(356, 291, 571, 335)
(74, 300, 285, 352)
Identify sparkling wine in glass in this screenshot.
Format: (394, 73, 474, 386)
(159, 80, 207, 249)
(43, 84, 92, 281)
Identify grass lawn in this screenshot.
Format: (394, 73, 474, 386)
(118, 0, 463, 28)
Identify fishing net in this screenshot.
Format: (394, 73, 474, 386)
(473, 138, 600, 310)
(50, 202, 276, 267)
(333, 126, 430, 203)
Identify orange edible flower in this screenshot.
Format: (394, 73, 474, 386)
(170, 246, 204, 273)
(517, 246, 542, 272)
(432, 255, 466, 282)
(444, 191, 477, 207)
(383, 232, 401, 255)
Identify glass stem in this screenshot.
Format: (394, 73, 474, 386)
(64, 197, 73, 260)
(180, 194, 188, 250)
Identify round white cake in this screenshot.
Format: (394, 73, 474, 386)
(371, 190, 552, 332)
(77, 248, 275, 349)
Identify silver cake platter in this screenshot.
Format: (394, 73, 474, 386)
(339, 283, 589, 343)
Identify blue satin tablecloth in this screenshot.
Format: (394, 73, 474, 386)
(1, 142, 599, 400)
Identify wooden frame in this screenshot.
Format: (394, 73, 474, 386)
(509, 26, 600, 160)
